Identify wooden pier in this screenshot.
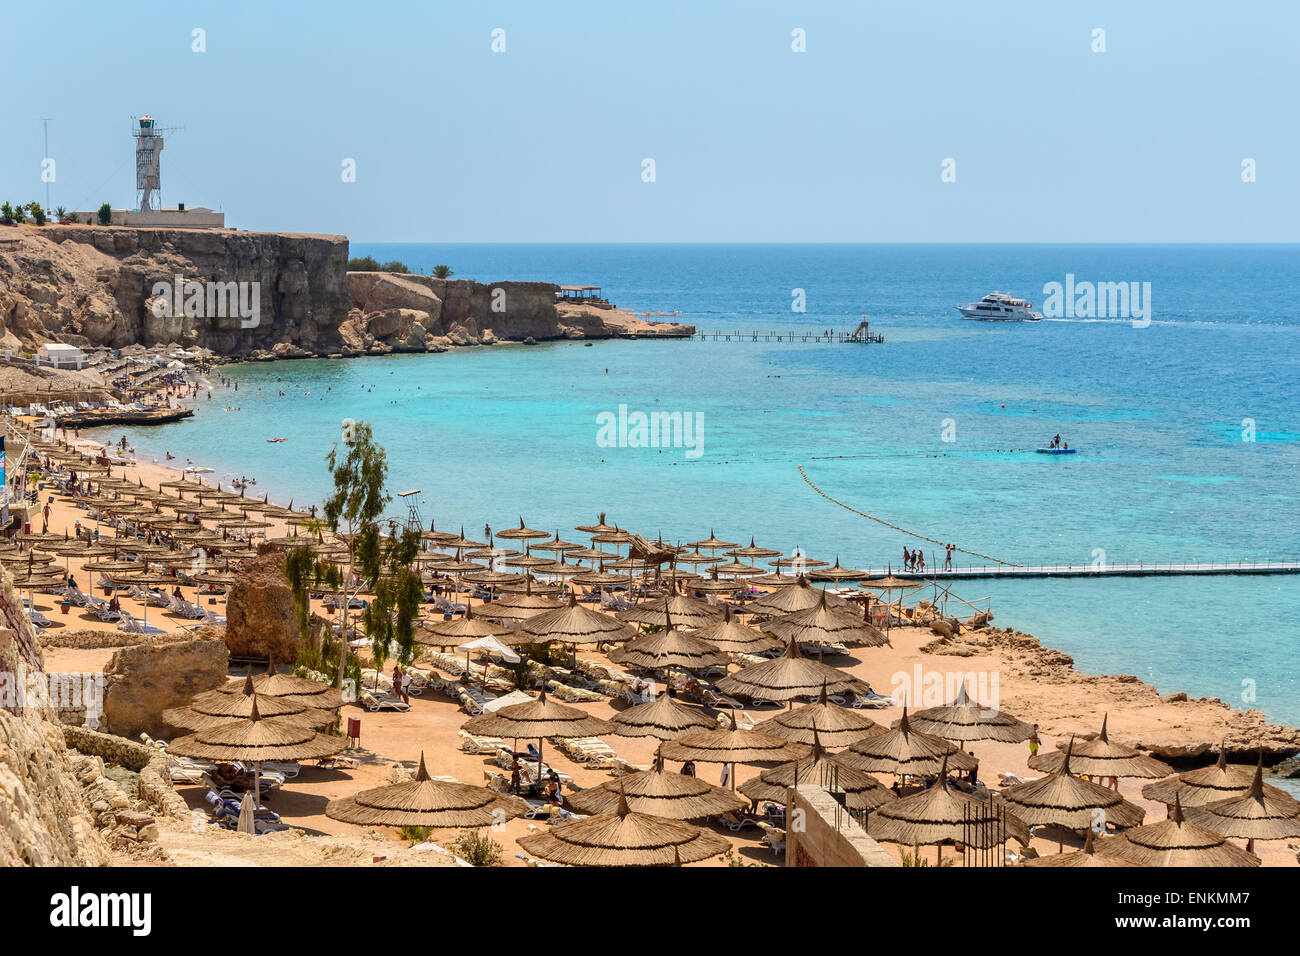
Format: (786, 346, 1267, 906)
(847, 561, 1300, 582)
(693, 329, 885, 344)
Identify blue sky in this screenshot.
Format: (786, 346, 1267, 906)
(2, 0, 1296, 242)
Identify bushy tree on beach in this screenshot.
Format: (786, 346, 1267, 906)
(321, 420, 408, 691)
(361, 527, 423, 685)
(431, 264, 454, 280)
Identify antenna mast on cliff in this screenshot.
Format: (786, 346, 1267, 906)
(132, 114, 180, 211)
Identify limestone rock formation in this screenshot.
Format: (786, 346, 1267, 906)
(0, 225, 349, 356)
(101, 636, 229, 739)
(0, 224, 694, 358)
(0, 566, 111, 866)
(224, 552, 301, 663)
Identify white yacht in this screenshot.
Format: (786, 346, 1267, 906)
(956, 292, 1043, 321)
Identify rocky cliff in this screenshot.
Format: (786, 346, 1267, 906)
(0, 224, 350, 356)
(336, 272, 690, 356)
(0, 566, 111, 865)
(0, 224, 694, 360)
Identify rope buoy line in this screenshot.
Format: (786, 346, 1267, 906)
(798, 465, 1022, 567)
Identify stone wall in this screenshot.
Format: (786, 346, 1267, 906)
(63, 725, 189, 819)
(101, 635, 229, 739)
(785, 785, 899, 868)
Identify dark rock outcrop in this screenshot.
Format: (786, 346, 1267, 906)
(224, 552, 301, 663)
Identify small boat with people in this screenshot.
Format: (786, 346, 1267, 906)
(1036, 434, 1076, 454)
(956, 292, 1043, 321)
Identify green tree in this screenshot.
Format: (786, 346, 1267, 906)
(381, 260, 409, 274)
(96, 202, 112, 225)
(5, 203, 26, 224)
(0, 203, 13, 222)
(347, 255, 381, 271)
(321, 421, 392, 690)
(53, 206, 67, 222)
(28, 203, 46, 226)
(361, 527, 423, 686)
(431, 265, 454, 280)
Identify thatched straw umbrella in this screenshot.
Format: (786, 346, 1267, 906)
(749, 575, 850, 616)
(1027, 714, 1172, 783)
(163, 676, 333, 732)
(725, 537, 782, 567)
(836, 707, 978, 780)
(807, 557, 868, 582)
(867, 756, 1030, 864)
(1021, 826, 1139, 867)
(503, 592, 636, 653)
(739, 730, 895, 813)
(1183, 756, 1300, 853)
(610, 694, 717, 741)
(462, 687, 615, 786)
(905, 679, 1035, 743)
(166, 699, 345, 807)
(619, 594, 723, 629)
(495, 518, 550, 543)
(689, 606, 780, 654)
(213, 660, 345, 710)
(998, 738, 1145, 850)
(764, 590, 888, 649)
(418, 603, 510, 652)
(568, 751, 747, 819)
(687, 530, 739, 555)
(326, 752, 528, 831)
(1141, 742, 1295, 808)
(478, 577, 565, 622)
(756, 682, 883, 748)
(716, 636, 864, 705)
(1095, 795, 1260, 867)
(609, 625, 728, 672)
(660, 712, 809, 789)
(517, 789, 730, 866)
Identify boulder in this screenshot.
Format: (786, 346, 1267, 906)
(224, 552, 301, 664)
(101, 637, 229, 739)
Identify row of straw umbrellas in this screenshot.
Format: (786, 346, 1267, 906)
(38, 478, 1294, 866)
(342, 514, 1298, 867)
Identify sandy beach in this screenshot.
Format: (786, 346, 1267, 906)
(22, 387, 1298, 867)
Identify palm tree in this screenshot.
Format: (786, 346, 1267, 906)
(431, 265, 454, 281)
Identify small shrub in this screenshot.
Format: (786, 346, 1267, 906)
(448, 830, 503, 867)
(381, 260, 409, 274)
(96, 202, 112, 225)
(347, 255, 381, 271)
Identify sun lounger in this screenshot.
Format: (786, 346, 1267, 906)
(360, 690, 410, 712)
(167, 594, 208, 620)
(317, 755, 360, 770)
(716, 710, 756, 731)
(755, 821, 786, 856)
(459, 731, 508, 754)
(118, 611, 165, 635)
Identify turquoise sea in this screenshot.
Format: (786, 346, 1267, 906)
(95, 244, 1300, 727)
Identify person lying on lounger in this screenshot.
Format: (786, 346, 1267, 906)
(211, 763, 258, 791)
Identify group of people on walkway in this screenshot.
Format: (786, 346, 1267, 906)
(903, 543, 957, 572)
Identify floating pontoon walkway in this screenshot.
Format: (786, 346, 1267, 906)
(852, 562, 1300, 582)
(693, 329, 885, 343)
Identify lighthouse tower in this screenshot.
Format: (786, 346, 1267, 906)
(133, 115, 166, 211)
